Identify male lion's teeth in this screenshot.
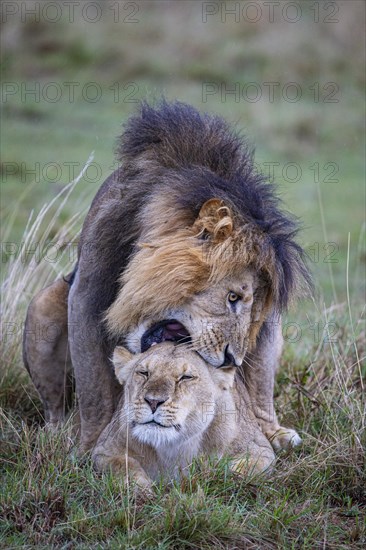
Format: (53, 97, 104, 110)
(141, 321, 191, 351)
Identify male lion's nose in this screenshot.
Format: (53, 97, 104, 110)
(144, 396, 166, 413)
(221, 345, 235, 367)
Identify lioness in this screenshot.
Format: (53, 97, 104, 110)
(24, 100, 311, 452)
(92, 342, 275, 488)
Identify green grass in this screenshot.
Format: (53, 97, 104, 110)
(1, 2, 365, 548)
(0, 150, 364, 550)
(1, 309, 365, 548)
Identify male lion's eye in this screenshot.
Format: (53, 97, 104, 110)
(227, 291, 242, 303)
(179, 374, 194, 381)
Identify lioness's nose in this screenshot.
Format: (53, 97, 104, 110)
(144, 396, 166, 413)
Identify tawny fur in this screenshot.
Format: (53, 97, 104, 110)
(105, 199, 277, 334)
(92, 343, 275, 489)
(23, 278, 73, 424)
(23, 100, 311, 453)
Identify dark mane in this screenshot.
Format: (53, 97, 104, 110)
(114, 99, 312, 312)
(118, 98, 253, 178)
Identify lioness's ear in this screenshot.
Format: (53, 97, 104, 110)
(194, 198, 233, 241)
(112, 346, 135, 383)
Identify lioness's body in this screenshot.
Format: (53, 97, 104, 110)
(92, 343, 275, 488)
(24, 101, 310, 453)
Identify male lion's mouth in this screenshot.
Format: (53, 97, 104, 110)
(141, 320, 191, 352)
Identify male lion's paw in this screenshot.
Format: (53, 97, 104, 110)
(267, 428, 302, 453)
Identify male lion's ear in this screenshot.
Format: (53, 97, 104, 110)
(198, 198, 225, 219)
(194, 198, 234, 241)
(112, 346, 135, 383)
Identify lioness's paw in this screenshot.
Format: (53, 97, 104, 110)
(131, 473, 154, 495)
(267, 428, 302, 452)
(231, 453, 275, 477)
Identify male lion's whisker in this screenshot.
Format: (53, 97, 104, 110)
(241, 358, 255, 372)
(244, 352, 270, 369)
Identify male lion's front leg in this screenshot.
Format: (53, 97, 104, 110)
(68, 270, 121, 453)
(244, 313, 302, 452)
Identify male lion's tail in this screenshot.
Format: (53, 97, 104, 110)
(117, 99, 252, 179)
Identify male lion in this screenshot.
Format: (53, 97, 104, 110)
(23, 100, 311, 453)
(92, 342, 275, 489)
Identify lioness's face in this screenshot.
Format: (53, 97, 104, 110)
(113, 343, 235, 448)
(129, 270, 262, 368)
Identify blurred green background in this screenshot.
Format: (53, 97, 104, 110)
(1, 0, 365, 305)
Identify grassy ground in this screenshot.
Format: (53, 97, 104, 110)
(1, 1, 365, 548)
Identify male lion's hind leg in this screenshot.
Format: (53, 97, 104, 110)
(23, 277, 73, 425)
(244, 313, 302, 452)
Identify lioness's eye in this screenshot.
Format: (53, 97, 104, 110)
(179, 374, 194, 381)
(137, 370, 149, 378)
(227, 291, 242, 303)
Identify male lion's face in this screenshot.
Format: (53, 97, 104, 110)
(128, 269, 262, 368)
(112, 342, 235, 448)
